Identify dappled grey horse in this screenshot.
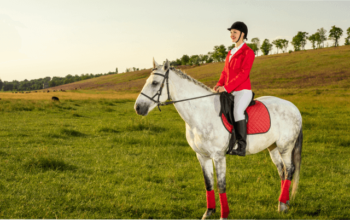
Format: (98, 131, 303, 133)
(134, 59, 303, 219)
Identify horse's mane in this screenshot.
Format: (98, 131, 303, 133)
(170, 67, 214, 93)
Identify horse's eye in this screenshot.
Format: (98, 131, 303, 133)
(152, 81, 159, 86)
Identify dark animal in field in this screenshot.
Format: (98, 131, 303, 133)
(75, 88, 77, 90)
(35, 91, 37, 93)
(52, 96, 59, 101)
(47, 90, 50, 93)
(61, 89, 66, 92)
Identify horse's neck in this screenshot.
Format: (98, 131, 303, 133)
(169, 71, 217, 127)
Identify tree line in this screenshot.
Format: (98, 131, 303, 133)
(170, 25, 350, 66)
(0, 70, 118, 92)
(259, 26, 350, 55)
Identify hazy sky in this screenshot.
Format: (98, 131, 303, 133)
(1, 0, 349, 82)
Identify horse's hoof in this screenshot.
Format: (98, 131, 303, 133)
(202, 208, 216, 219)
(278, 201, 289, 213)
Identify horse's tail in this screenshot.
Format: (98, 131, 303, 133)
(291, 127, 303, 199)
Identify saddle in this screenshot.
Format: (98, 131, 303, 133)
(219, 92, 255, 126)
(219, 92, 271, 151)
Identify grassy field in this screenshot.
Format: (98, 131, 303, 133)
(1, 88, 350, 218)
(0, 91, 138, 100)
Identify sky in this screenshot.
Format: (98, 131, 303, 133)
(0, 0, 349, 82)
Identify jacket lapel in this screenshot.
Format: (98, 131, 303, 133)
(225, 50, 232, 65)
(229, 43, 247, 65)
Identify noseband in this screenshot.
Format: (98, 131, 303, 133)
(141, 67, 220, 111)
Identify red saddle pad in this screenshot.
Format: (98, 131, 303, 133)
(221, 100, 271, 135)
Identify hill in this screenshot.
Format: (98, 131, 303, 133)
(49, 46, 350, 93)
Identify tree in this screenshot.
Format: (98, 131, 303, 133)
(346, 38, 350, 46)
(314, 32, 321, 48)
(281, 39, 289, 53)
(251, 38, 260, 56)
(206, 55, 214, 63)
(291, 35, 301, 51)
(115, 68, 118, 74)
(272, 39, 283, 54)
(180, 55, 190, 65)
(199, 54, 209, 64)
(308, 34, 318, 49)
(210, 45, 227, 62)
(317, 28, 327, 48)
(49, 80, 56, 87)
(328, 25, 343, 47)
(345, 27, 350, 46)
(170, 59, 182, 66)
(198, 54, 204, 64)
(291, 32, 308, 51)
(300, 32, 308, 50)
(170, 60, 180, 66)
(260, 39, 273, 55)
(3, 81, 14, 91)
(0, 79, 3, 91)
(246, 43, 258, 54)
(189, 55, 200, 66)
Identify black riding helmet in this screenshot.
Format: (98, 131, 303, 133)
(228, 21, 248, 43)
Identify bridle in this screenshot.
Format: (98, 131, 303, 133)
(141, 67, 220, 111)
(141, 68, 171, 111)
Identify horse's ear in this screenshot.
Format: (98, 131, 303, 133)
(153, 58, 159, 69)
(163, 59, 170, 70)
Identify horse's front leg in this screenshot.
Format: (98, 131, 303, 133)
(214, 156, 230, 219)
(197, 154, 216, 219)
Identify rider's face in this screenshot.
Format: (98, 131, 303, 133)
(230, 29, 244, 43)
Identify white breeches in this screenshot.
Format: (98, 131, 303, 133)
(231, 89, 253, 122)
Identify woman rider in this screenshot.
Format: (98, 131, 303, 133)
(213, 21, 255, 156)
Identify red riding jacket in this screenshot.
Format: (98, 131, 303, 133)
(216, 43, 255, 93)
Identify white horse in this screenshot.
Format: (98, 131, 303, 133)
(134, 59, 303, 219)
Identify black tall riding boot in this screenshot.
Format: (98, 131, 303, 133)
(229, 120, 247, 156)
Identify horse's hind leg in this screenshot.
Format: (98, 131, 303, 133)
(197, 154, 216, 219)
(268, 144, 292, 213)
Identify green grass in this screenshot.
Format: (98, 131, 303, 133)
(0, 89, 350, 218)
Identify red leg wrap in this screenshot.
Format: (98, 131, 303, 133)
(279, 179, 291, 204)
(206, 190, 216, 209)
(219, 193, 230, 218)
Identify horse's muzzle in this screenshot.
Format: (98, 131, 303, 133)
(134, 103, 149, 116)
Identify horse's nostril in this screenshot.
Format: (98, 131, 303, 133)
(136, 104, 140, 112)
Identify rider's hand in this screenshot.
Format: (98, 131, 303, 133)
(216, 86, 226, 93)
(213, 85, 219, 91)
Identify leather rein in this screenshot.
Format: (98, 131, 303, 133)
(141, 68, 220, 111)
